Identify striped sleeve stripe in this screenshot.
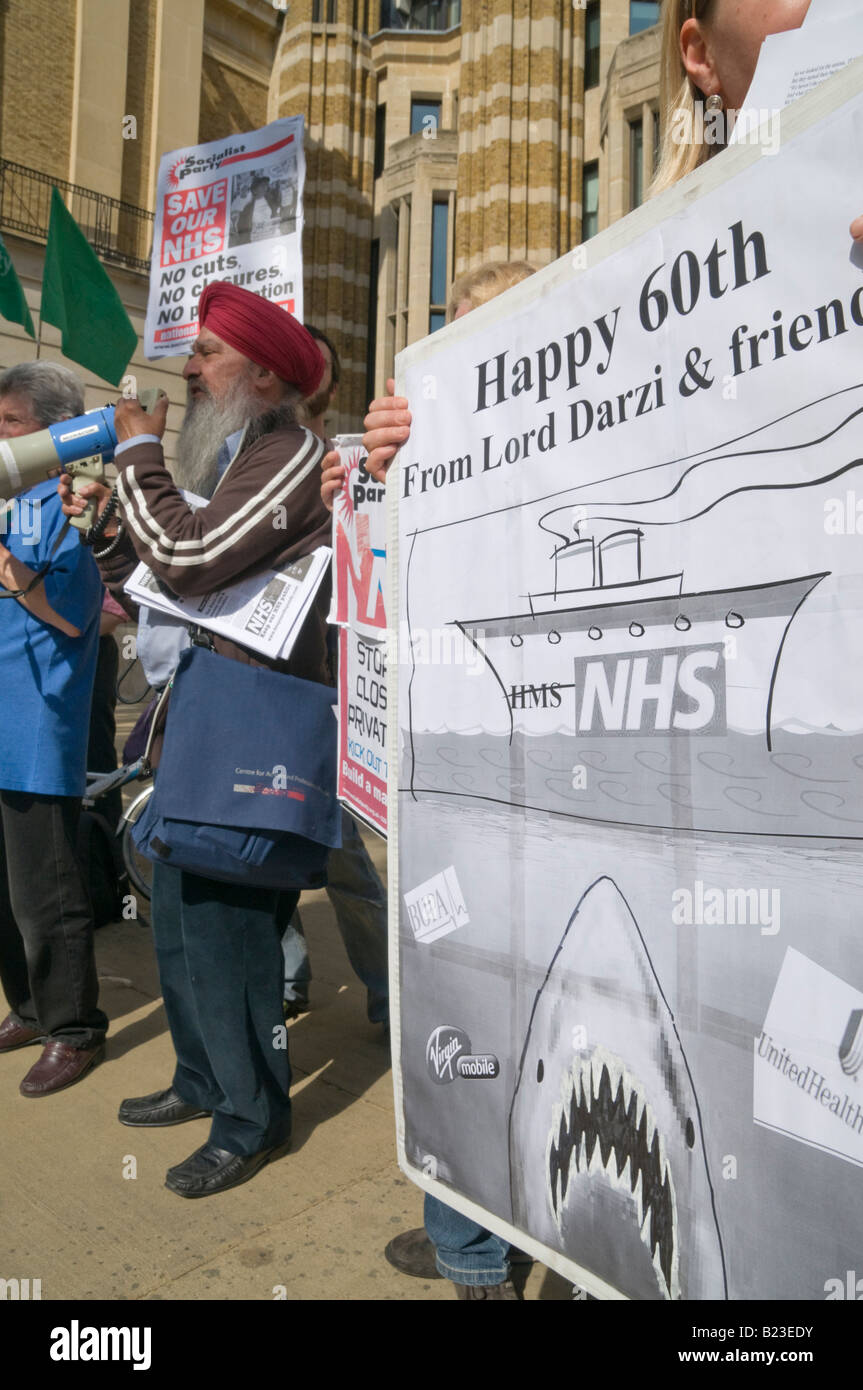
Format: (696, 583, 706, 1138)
(116, 431, 324, 569)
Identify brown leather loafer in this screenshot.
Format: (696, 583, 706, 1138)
(19, 1040, 105, 1097)
(0, 1013, 43, 1052)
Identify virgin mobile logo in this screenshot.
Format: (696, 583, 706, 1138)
(425, 1026, 499, 1084)
(426, 1026, 469, 1084)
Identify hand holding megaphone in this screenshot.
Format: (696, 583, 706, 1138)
(59, 388, 168, 531)
(113, 387, 169, 444)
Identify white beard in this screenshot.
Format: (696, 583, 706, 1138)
(171, 376, 261, 497)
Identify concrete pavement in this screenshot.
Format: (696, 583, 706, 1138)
(0, 827, 571, 1301)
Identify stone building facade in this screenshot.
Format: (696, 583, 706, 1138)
(0, 0, 660, 430)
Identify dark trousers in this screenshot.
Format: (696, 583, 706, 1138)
(151, 861, 298, 1155)
(0, 790, 107, 1047)
(86, 634, 121, 830)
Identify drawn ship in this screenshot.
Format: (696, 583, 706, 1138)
(455, 509, 826, 749)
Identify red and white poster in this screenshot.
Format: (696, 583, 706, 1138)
(144, 116, 306, 357)
(331, 436, 388, 835)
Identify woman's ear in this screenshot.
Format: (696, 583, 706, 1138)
(680, 16, 721, 99)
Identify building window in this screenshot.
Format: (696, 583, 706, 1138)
(429, 197, 448, 334)
(585, 2, 600, 90)
(374, 104, 386, 179)
(411, 99, 441, 137)
(630, 1, 660, 35)
(582, 161, 599, 241)
(652, 107, 661, 175)
(630, 118, 644, 210)
(312, 0, 337, 20)
(379, 0, 460, 30)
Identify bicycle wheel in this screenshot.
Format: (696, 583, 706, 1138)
(120, 784, 154, 902)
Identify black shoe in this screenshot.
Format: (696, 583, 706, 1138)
(385, 1228, 442, 1280)
(164, 1139, 291, 1198)
(118, 1086, 211, 1127)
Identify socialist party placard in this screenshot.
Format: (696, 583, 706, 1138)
(331, 436, 387, 835)
(389, 68, 863, 1300)
(145, 116, 306, 357)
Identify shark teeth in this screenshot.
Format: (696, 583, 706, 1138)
(547, 1045, 679, 1300)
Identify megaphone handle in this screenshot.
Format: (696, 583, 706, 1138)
(70, 494, 98, 532)
(79, 484, 121, 549)
(139, 387, 167, 413)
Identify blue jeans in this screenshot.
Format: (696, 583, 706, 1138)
(424, 1194, 511, 1286)
(152, 861, 298, 1155)
(282, 810, 388, 1024)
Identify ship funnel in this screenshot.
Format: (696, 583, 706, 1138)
(554, 536, 596, 592)
(597, 529, 643, 586)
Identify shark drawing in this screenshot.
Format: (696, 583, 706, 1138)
(508, 876, 727, 1299)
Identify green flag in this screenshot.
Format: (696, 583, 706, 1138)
(0, 231, 35, 338)
(41, 187, 137, 386)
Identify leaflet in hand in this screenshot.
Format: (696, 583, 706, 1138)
(124, 546, 331, 661)
(730, 11, 863, 144)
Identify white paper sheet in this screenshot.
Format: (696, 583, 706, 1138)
(731, 12, 863, 142)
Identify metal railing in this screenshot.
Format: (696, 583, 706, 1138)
(0, 160, 154, 274)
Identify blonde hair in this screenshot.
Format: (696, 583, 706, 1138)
(447, 260, 536, 320)
(650, 0, 718, 198)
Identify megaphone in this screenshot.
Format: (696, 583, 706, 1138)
(0, 388, 166, 529)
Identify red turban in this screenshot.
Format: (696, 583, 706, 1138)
(198, 281, 325, 396)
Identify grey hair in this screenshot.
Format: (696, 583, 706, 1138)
(0, 360, 85, 426)
(244, 392, 301, 446)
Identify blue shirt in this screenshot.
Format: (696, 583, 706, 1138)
(0, 479, 101, 795)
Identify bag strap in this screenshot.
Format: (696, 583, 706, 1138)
(0, 518, 71, 600)
(140, 675, 174, 773)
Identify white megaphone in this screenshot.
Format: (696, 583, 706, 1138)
(0, 388, 165, 528)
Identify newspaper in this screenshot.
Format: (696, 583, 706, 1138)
(125, 546, 331, 661)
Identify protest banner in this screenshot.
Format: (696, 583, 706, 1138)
(144, 116, 305, 357)
(389, 66, 863, 1299)
(331, 436, 388, 835)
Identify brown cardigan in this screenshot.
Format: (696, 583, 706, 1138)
(98, 423, 334, 764)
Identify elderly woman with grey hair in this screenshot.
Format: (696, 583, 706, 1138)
(0, 359, 107, 1099)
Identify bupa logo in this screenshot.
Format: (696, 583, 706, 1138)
(571, 643, 725, 736)
(425, 1026, 500, 1085)
(404, 867, 469, 945)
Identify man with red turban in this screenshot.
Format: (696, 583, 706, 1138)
(61, 283, 333, 1197)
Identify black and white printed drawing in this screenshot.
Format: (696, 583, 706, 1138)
(508, 876, 726, 1300)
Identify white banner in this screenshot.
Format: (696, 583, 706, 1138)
(390, 67, 863, 1300)
(145, 116, 306, 357)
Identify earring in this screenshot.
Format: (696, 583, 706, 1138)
(705, 93, 724, 112)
